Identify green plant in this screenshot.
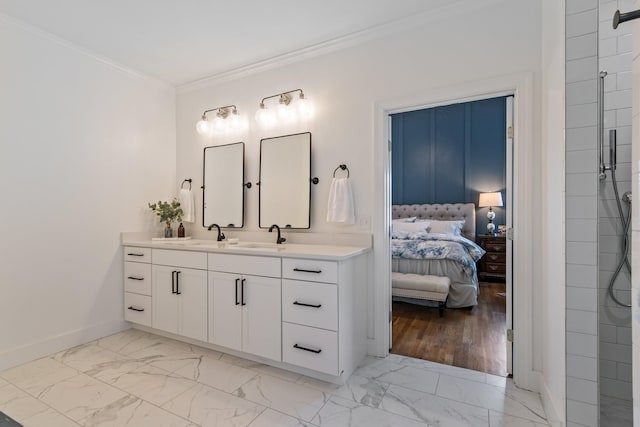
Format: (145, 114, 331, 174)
(148, 198, 183, 227)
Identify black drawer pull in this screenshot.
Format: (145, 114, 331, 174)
(127, 253, 144, 257)
(293, 301, 322, 308)
(127, 306, 144, 312)
(127, 276, 144, 281)
(293, 344, 322, 354)
(293, 268, 322, 274)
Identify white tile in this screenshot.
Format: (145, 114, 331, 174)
(604, 108, 617, 128)
(617, 326, 632, 344)
(567, 0, 597, 15)
(566, 103, 598, 128)
(617, 362, 632, 380)
(600, 359, 618, 379)
(234, 375, 328, 422)
(600, 341, 632, 363)
(21, 408, 81, 427)
(252, 364, 303, 383)
(295, 375, 341, 393)
(600, 323, 618, 343)
(331, 374, 388, 408)
(599, 305, 632, 326)
(601, 395, 633, 427)
(249, 408, 315, 427)
(37, 373, 129, 422)
(96, 329, 163, 355)
(128, 342, 203, 373)
(604, 89, 633, 110)
(395, 356, 488, 384)
(0, 382, 50, 423)
(489, 411, 551, 427)
(355, 360, 439, 394)
(566, 377, 597, 405)
(566, 173, 597, 197)
(567, 9, 598, 38)
(312, 395, 427, 427)
(566, 126, 597, 151)
(566, 33, 598, 61)
(103, 364, 197, 406)
(81, 396, 192, 427)
(162, 383, 265, 426)
(0, 357, 79, 397)
(599, 36, 618, 58)
(566, 264, 598, 288)
(566, 196, 597, 219)
(601, 377, 633, 400)
(566, 219, 597, 242)
(566, 355, 597, 381)
(52, 343, 126, 373)
(435, 375, 546, 424)
(566, 242, 598, 265)
(567, 332, 597, 358)
(618, 71, 633, 90)
(566, 309, 598, 334)
(380, 384, 489, 426)
(173, 354, 256, 393)
(618, 34, 633, 54)
(617, 107, 632, 126)
(566, 399, 597, 426)
(567, 58, 597, 83)
(566, 287, 597, 311)
(566, 150, 597, 174)
(566, 80, 597, 106)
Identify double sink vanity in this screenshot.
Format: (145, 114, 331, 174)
(122, 237, 369, 383)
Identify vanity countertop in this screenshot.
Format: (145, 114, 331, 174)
(122, 237, 370, 261)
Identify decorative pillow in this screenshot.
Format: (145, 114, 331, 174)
(391, 230, 429, 240)
(392, 217, 417, 223)
(392, 220, 430, 234)
(428, 220, 464, 235)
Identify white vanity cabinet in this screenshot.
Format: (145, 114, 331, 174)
(123, 246, 152, 327)
(151, 249, 208, 342)
(208, 254, 282, 361)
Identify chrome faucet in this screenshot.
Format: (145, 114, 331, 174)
(268, 224, 286, 244)
(207, 224, 225, 241)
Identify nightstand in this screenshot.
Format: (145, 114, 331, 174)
(477, 234, 506, 282)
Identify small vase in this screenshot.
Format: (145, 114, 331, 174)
(164, 224, 173, 238)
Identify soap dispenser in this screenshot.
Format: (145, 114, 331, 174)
(177, 222, 185, 238)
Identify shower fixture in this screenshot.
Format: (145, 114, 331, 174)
(613, 8, 640, 29)
(598, 71, 608, 180)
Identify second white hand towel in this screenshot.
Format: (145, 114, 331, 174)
(179, 188, 195, 223)
(327, 177, 355, 224)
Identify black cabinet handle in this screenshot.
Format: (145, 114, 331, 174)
(171, 271, 177, 294)
(127, 276, 144, 281)
(176, 271, 181, 295)
(241, 278, 246, 306)
(293, 344, 322, 354)
(293, 301, 322, 308)
(127, 306, 144, 312)
(127, 253, 144, 257)
(235, 278, 240, 306)
(293, 268, 322, 274)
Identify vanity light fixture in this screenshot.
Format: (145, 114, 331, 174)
(196, 105, 242, 135)
(255, 89, 313, 127)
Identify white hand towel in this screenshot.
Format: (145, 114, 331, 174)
(327, 177, 355, 224)
(179, 188, 195, 223)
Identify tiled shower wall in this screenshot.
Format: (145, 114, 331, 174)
(598, 0, 633, 405)
(565, 1, 599, 426)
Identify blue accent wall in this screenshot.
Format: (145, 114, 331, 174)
(391, 96, 507, 236)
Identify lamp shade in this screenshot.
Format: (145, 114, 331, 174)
(478, 192, 503, 208)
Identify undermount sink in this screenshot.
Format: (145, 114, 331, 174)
(230, 242, 286, 251)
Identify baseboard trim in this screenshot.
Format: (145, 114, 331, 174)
(0, 319, 129, 371)
(541, 377, 565, 427)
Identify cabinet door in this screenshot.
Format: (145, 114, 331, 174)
(176, 268, 208, 342)
(209, 271, 242, 351)
(242, 275, 281, 361)
(152, 265, 179, 335)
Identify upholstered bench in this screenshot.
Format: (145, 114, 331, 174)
(391, 272, 451, 317)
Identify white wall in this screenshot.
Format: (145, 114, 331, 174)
(541, 0, 566, 424)
(0, 16, 176, 369)
(176, 0, 543, 371)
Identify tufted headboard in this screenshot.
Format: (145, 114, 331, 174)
(392, 203, 476, 241)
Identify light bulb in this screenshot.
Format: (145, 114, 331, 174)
(212, 115, 226, 132)
(196, 118, 211, 135)
(229, 112, 241, 129)
(255, 106, 274, 127)
(277, 102, 297, 122)
(296, 97, 313, 119)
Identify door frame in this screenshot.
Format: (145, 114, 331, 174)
(372, 72, 537, 391)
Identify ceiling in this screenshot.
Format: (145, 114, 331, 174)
(0, 0, 458, 86)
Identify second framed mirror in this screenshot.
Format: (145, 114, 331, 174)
(203, 142, 245, 229)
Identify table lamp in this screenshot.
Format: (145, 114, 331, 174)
(478, 192, 503, 235)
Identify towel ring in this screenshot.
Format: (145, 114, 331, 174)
(333, 164, 349, 178)
(181, 179, 192, 190)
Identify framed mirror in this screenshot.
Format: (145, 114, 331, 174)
(203, 142, 245, 228)
(259, 132, 311, 229)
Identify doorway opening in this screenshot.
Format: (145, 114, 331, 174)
(387, 94, 514, 377)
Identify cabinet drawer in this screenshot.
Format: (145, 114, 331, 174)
(208, 253, 280, 277)
(282, 258, 337, 283)
(282, 322, 338, 375)
(152, 249, 207, 270)
(483, 263, 506, 275)
(484, 253, 506, 263)
(124, 292, 151, 327)
(124, 262, 152, 295)
(282, 280, 337, 331)
(124, 246, 151, 263)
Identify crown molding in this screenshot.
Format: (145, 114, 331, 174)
(177, 0, 502, 94)
(0, 12, 173, 91)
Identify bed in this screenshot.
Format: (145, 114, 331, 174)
(391, 203, 484, 308)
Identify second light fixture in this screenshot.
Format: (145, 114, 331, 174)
(255, 89, 313, 127)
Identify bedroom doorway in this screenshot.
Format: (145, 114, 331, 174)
(388, 94, 514, 377)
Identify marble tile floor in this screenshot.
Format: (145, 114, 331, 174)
(0, 329, 550, 427)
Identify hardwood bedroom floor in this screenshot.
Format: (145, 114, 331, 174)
(391, 282, 507, 377)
